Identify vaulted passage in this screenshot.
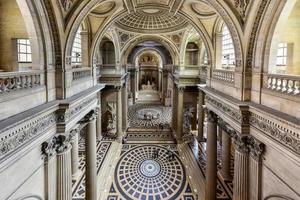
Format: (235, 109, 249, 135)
(0, 1, 300, 200)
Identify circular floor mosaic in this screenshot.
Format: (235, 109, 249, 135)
(128, 104, 172, 128)
(115, 145, 186, 200)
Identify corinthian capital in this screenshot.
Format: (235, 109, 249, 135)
(248, 136, 265, 161)
(233, 134, 249, 154)
(56, 135, 71, 154)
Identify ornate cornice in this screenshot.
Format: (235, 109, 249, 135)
(249, 112, 300, 155)
(205, 95, 243, 123)
(0, 113, 57, 159)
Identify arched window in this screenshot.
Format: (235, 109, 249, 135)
(221, 25, 235, 68)
(102, 41, 115, 65)
(71, 27, 82, 65)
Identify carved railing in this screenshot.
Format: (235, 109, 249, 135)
(0, 70, 44, 95)
(212, 69, 235, 84)
(72, 67, 91, 81)
(265, 74, 300, 95)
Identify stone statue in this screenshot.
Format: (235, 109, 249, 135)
(107, 102, 116, 134)
(183, 106, 194, 133)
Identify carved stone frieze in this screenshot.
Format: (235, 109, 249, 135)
(57, 96, 95, 123)
(205, 95, 242, 123)
(234, 0, 251, 21)
(0, 113, 57, 159)
(249, 112, 300, 155)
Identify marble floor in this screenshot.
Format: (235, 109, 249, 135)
(72, 104, 233, 200)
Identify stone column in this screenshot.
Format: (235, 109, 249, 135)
(134, 69, 138, 103)
(197, 89, 205, 141)
(116, 86, 123, 138)
(205, 110, 218, 200)
(56, 135, 72, 200)
(96, 92, 102, 140)
(42, 137, 57, 200)
(233, 134, 249, 200)
(176, 86, 184, 140)
(249, 138, 264, 200)
(70, 129, 80, 180)
(84, 111, 98, 200)
(122, 85, 128, 131)
(220, 129, 232, 181)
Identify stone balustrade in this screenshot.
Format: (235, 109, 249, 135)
(212, 69, 235, 84)
(72, 67, 91, 81)
(265, 74, 300, 95)
(0, 70, 44, 95)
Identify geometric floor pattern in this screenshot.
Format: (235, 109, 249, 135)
(72, 137, 112, 200)
(115, 145, 186, 199)
(107, 143, 196, 200)
(128, 104, 172, 129)
(189, 138, 233, 200)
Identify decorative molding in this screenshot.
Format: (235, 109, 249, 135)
(41, 136, 57, 160)
(205, 95, 242, 123)
(246, 0, 268, 69)
(249, 112, 300, 155)
(206, 110, 218, 123)
(0, 113, 57, 159)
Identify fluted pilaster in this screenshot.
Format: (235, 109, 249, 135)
(42, 137, 58, 200)
(249, 137, 264, 200)
(205, 110, 218, 200)
(233, 134, 249, 200)
(56, 135, 72, 200)
(84, 111, 97, 200)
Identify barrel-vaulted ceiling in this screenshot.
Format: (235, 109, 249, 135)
(56, 0, 258, 69)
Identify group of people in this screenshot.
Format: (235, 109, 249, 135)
(152, 146, 175, 161)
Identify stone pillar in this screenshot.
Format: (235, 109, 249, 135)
(220, 129, 232, 181)
(134, 69, 138, 103)
(56, 135, 72, 200)
(42, 137, 57, 200)
(122, 85, 128, 131)
(205, 110, 218, 200)
(197, 89, 205, 141)
(70, 129, 80, 180)
(249, 138, 264, 200)
(84, 111, 98, 200)
(233, 134, 249, 200)
(176, 86, 184, 140)
(96, 92, 102, 140)
(116, 86, 123, 138)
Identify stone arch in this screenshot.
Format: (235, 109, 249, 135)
(133, 49, 165, 69)
(120, 35, 179, 66)
(130, 47, 170, 67)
